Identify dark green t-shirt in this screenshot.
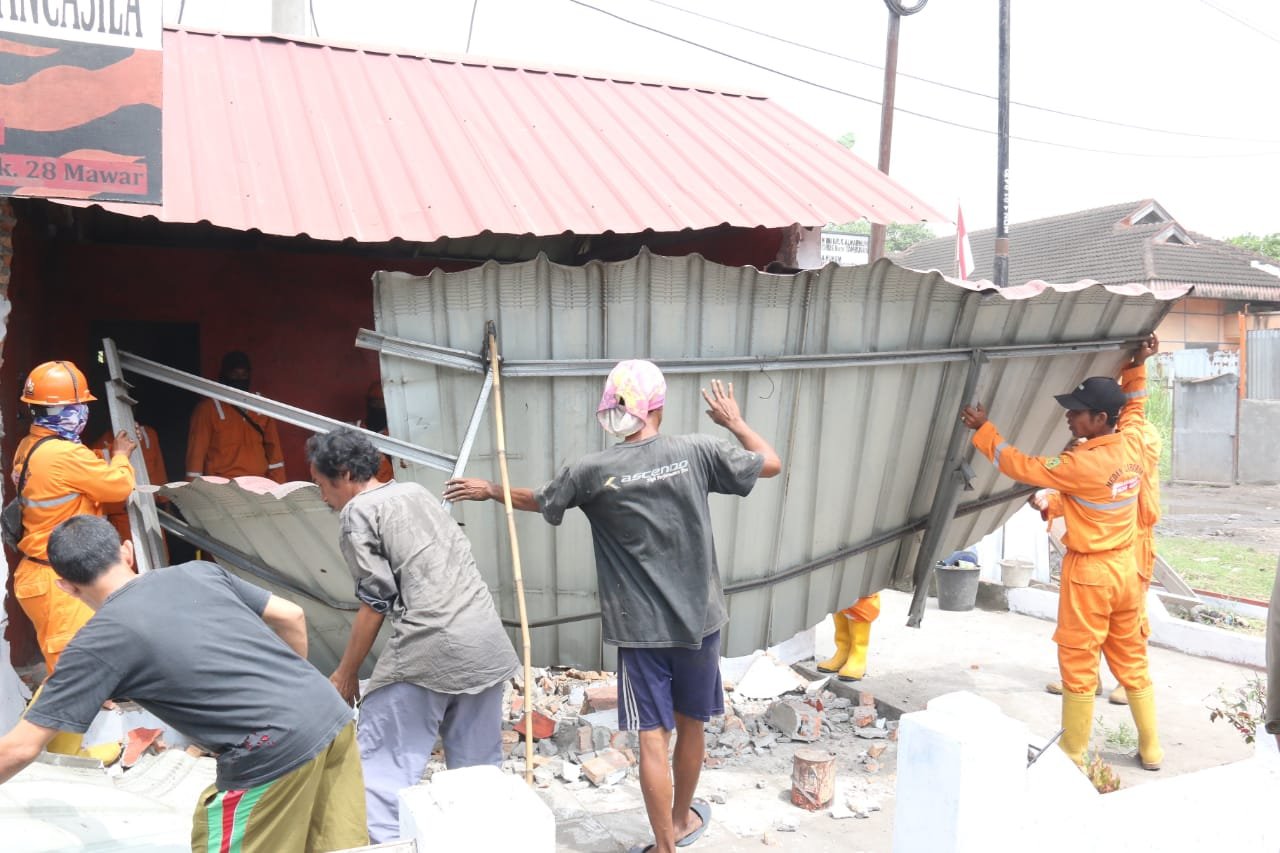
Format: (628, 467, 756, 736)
(536, 433, 763, 649)
(25, 562, 352, 790)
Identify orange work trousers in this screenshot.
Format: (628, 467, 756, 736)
(841, 593, 881, 623)
(13, 557, 94, 672)
(1053, 547, 1151, 695)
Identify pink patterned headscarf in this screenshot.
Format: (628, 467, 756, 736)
(598, 359, 667, 419)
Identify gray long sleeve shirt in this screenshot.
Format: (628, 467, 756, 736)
(339, 481, 519, 696)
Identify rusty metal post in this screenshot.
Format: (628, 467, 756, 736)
(993, 0, 1011, 287)
(868, 9, 901, 263)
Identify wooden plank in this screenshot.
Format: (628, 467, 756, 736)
(1153, 552, 1200, 601)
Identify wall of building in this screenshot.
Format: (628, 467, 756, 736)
(1155, 297, 1231, 351)
(2, 208, 784, 665)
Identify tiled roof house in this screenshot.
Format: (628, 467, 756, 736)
(894, 200, 1280, 352)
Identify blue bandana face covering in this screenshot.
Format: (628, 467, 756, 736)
(34, 403, 90, 442)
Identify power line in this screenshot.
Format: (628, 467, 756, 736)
(309, 0, 319, 37)
(639, 0, 1280, 144)
(568, 0, 1280, 159)
(466, 0, 480, 52)
(1197, 0, 1280, 46)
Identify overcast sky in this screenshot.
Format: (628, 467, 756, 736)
(165, 0, 1280, 240)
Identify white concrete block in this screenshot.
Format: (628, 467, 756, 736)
(1097, 749, 1280, 851)
(893, 691, 1030, 853)
(398, 765, 554, 853)
(1007, 585, 1059, 621)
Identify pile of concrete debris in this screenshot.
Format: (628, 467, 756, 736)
(485, 662, 899, 792)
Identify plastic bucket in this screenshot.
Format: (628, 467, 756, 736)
(999, 559, 1034, 588)
(935, 564, 981, 611)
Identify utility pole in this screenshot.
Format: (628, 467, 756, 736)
(869, 1, 929, 263)
(993, 0, 1011, 287)
(868, 9, 900, 264)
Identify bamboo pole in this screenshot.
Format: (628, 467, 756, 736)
(488, 328, 535, 785)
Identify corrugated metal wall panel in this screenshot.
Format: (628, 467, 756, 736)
(1247, 329, 1280, 399)
(374, 253, 1176, 668)
(154, 478, 386, 675)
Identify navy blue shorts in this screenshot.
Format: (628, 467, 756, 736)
(617, 630, 724, 732)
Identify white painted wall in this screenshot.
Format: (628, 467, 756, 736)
(969, 504, 1051, 585)
(893, 689, 1280, 853)
(0, 564, 32, 733)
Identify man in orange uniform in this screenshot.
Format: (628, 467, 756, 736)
(92, 424, 166, 546)
(1039, 365, 1163, 707)
(185, 351, 287, 483)
(961, 335, 1163, 771)
(9, 361, 136, 674)
(815, 594, 879, 681)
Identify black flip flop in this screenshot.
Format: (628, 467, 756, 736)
(675, 800, 711, 848)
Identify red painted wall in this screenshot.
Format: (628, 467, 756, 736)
(2, 213, 783, 664)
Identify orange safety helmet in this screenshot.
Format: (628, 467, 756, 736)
(21, 360, 97, 406)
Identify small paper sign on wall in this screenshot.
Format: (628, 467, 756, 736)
(0, 0, 163, 204)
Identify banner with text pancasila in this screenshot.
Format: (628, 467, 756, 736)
(0, 0, 163, 204)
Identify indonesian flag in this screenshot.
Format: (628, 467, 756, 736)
(955, 204, 975, 280)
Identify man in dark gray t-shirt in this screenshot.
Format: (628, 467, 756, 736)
(446, 359, 781, 853)
(0, 515, 366, 853)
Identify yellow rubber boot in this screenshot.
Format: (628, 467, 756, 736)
(1126, 686, 1163, 770)
(80, 741, 124, 766)
(45, 731, 86, 756)
(816, 613, 850, 673)
(839, 620, 871, 681)
(25, 685, 86, 757)
(1058, 691, 1095, 767)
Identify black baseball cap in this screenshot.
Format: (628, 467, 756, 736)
(1054, 376, 1125, 416)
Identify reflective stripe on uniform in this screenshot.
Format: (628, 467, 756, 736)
(1070, 493, 1137, 512)
(993, 441, 1008, 466)
(267, 462, 284, 470)
(213, 400, 225, 420)
(1125, 389, 1147, 400)
(19, 493, 79, 509)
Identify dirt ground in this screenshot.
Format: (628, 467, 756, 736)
(1159, 481, 1280, 552)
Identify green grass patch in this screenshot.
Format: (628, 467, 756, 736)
(1155, 534, 1276, 600)
(1148, 380, 1172, 483)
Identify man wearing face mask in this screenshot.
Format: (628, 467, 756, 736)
(9, 360, 136, 676)
(445, 361, 781, 853)
(185, 351, 287, 483)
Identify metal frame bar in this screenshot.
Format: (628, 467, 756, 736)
(500, 483, 1035, 630)
(357, 328, 1147, 376)
(115, 348, 458, 472)
(441, 371, 494, 513)
(102, 339, 165, 574)
(906, 350, 987, 628)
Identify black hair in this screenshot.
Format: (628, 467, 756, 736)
(306, 427, 383, 483)
(1093, 409, 1120, 427)
(48, 515, 123, 585)
(219, 350, 252, 377)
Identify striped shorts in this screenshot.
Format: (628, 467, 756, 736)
(618, 630, 724, 732)
(191, 722, 367, 853)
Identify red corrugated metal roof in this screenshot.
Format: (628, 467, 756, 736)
(65, 28, 944, 242)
